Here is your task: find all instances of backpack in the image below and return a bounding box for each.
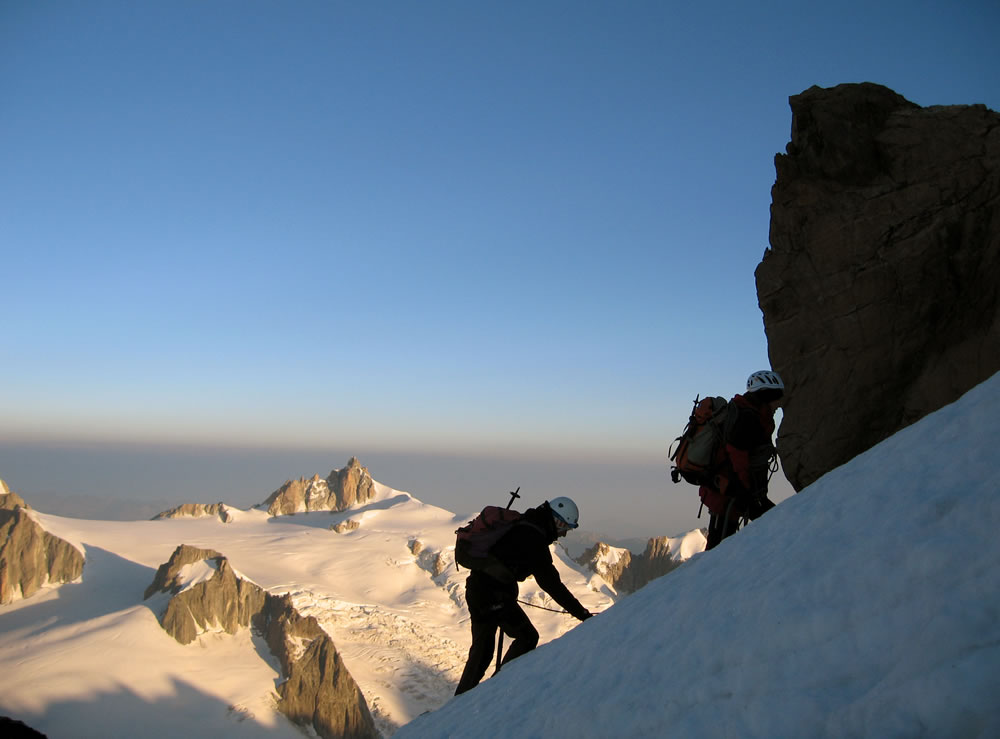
[669,395,737,486]
[454,506,523,582]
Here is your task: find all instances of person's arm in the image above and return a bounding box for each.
[532,559,591,621]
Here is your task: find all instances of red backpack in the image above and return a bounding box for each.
[669,395,737,486]
[454,506,523,572]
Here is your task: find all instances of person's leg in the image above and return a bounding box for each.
[707,499,742,549]
[455,575,505,695]
[497,602,539,665]
[455,614,499,695]
[720,498,742,543]
[706,512,724,550]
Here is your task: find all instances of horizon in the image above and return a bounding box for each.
[1,437,799,541]
[2,1,996,538]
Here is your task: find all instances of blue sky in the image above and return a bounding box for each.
[2,1,998,537]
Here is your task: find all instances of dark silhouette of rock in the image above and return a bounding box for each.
[757,82,1000,490]
[151,502,233,522]
[0,716,48,738]
[262,457,375,516]
[145,545,378,739]
[0,503,84,604]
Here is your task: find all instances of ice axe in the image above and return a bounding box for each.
[505,486,520,510]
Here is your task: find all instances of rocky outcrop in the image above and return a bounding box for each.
[256,593,327,674]
[0,478,30,511]
[0,483,86,603]
[151,502,233,522]
[143,545,265,644]
[145,545,377,739]
[0,716,47,738]
[408,539,449,579]
[262,457,375,516]
[757,82,1000,490]
[576,542,632,589]
[577,531,705,594]
[279,634,377,739]
[0,506,84,604]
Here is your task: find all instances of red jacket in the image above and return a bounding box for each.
[699,393,776,516]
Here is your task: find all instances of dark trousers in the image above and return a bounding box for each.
[705,498,742,550]
[454,575,539,695]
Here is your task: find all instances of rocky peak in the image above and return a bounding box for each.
[151,502,233,522]
[575,542,632,588]
[576,531,704,594]
[143,544,225,600]
[145,546,377,738]
[0,505,84,604]
[261,458,376,516]
[758,82,1000,490]
[0,479,30,511]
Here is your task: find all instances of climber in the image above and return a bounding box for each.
[700,370,784,550]
[453,497,593,695]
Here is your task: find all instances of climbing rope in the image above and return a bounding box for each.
[517,599,568,614]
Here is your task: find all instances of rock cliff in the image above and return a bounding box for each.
[279,634,377,739]
[151,502,233,522]
[143,544,265,643]
[261,457,375,516]
[145,545,377,739]
[757,82,1000,490]
[575,542,632,589]
[0,478,30,511]
[0,502,85,604]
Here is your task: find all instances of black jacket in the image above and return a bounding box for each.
[723,393,777,517]
[474,504,590,621]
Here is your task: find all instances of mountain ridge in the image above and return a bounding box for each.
[0,478,617,736]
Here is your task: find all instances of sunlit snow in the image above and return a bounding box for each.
[3,373,999,737]
[0,483,614,737]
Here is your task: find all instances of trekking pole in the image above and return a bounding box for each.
[494,631,504,675]
[494,486,521,676]
[493,485,521,675]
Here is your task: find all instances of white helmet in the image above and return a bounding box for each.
[548,497,579,529]
[746,370,784,394]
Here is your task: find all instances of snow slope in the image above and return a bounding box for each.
[0,485,614,737]
[399,372,1000,738]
